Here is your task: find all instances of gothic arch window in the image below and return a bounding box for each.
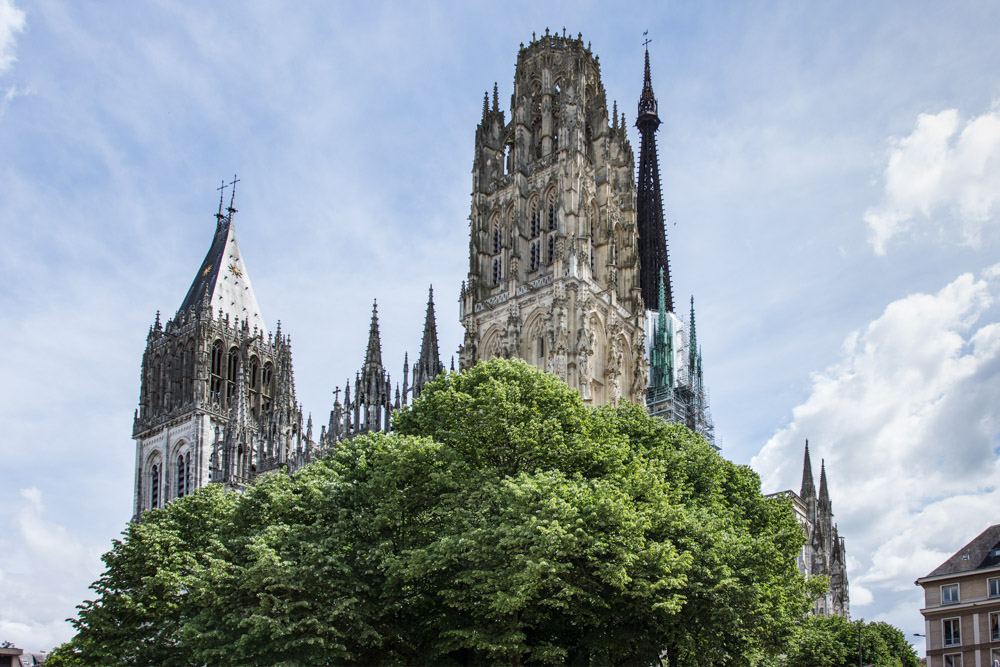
[249,355,260,418]
[149,462,160,510]
[210,340,224,400]
[176,451,190,498]
[493,222,502,254]
[492,257,502,285]
[547,236,555,265]
[226,347,239,404]
[530,199,541,238]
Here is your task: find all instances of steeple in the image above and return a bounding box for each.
[177,178,266,332]
[800,440,816,500]
[635,43,672,312]
[412,285,444,399]
[819,459,830,505]
[364,300,384,372]
[688,296,697,380]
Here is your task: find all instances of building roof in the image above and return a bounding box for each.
[925,524,1000,578]
[177,215,267,334]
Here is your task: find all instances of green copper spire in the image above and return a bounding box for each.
[649,267,673,391]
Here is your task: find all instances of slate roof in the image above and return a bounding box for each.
[177,216,267,334]
[926,524,1000,578]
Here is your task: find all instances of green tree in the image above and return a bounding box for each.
[53,359,821,665]
[785,615,920,667]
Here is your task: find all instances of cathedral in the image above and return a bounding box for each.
[771,442,851,617]
[128,34,857,610]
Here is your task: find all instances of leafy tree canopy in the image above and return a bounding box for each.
[783,615,920,667]
[51,359,843,665]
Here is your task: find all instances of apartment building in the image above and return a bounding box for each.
[916,524,1000,667]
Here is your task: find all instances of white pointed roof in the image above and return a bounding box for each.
[177,216,267,334]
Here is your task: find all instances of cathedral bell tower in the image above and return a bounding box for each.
[459,29,647,405]
[131,181,307,518]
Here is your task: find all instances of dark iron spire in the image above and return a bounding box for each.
[635,43,673,312]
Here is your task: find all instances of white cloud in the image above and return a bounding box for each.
[0,0,25,74]
[0,488,102,651]
[865,105,1000,254]
[753,265,1000,632]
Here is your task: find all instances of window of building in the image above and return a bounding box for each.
[493,224,502,254]
[991,611,1000,641]
[989,577,1000,598]
[226,347,239,403]
[262,362,274,415]
[150,463,160,510]
[942,583,960,604]
[547,236,555,264]
[176,453,186,498]
[943,617,961,647]
[249,355,260,417]
[210,340,224,399]
[530,203,540,237]
[492,257,502,285]
[547,199,556,231]
[944,653,963,667]
[529,241,539,271]
[992,649,1000,667]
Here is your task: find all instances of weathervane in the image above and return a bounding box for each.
[643,30,652,49]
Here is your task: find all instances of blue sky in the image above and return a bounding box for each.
[2,0,1000,653]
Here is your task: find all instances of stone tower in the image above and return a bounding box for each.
[459,29,647,405]
[131,184,309,518]
[798,441,851,617]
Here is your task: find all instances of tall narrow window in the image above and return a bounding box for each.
[176,453,186,498]
[226,347,239,404]
[493,224,502,254]
[492,258,502,285]
[262,362,274,415]
[547,236,555,264]
[530,242,539,271]
[210,341,224,399]
[530,203,540,237]
[150,463,160,509]
[989,577,1000,598]
[991,611,1000,641]
[943,617,961,646]
[249,356,260,418]
[547,200,556,231]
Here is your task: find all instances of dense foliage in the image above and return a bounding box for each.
[784,615,920,667]
[52,359,834,665]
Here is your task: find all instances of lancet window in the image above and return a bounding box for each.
[226,347,239,404]
[149,463,160,510]
[210,340,224,400]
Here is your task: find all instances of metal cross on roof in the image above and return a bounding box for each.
[227,174,240,213]
[643,31,652,48]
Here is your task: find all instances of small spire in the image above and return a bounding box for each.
[492,82,499,112]
[216,179,227,222]
[688,296,697,379]
[450,355,455,372]
[482,91,489,119]
[612,101,618,130]
[153,310,162,331]
[819,459,830,502]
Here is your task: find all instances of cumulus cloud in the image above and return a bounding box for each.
[0,488,102,650]
[865,105,1000,254]
[753,265,1000,633]
[0,0,25,74]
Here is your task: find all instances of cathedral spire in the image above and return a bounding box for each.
[800,440,816,500]
[635,43,672,312]
[649,267,674,392]
[364,300,384,372]
[819,458,830,504]
[413,285,444,398]
[177,180,267,332]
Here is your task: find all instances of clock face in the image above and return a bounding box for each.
[228,262,243,278]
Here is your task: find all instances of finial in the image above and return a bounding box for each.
[154,310,161,330]
[216,180,227,220]
[562,27,566,38]
[612,101,618,130]
[545,27,550,36]
[226,174,240,217]
[492,82,499,112]
[450,355,455,371]
[643,30,652,50]
[482,91,489,119]
[532,31,536,41]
